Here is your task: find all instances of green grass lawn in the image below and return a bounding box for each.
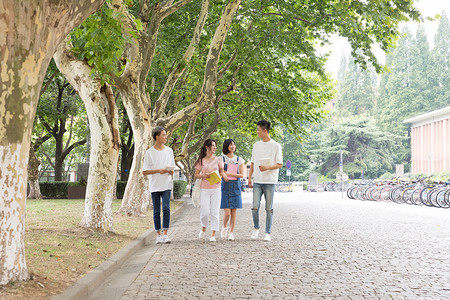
[1,199,183,300]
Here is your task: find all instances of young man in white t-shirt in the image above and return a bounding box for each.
[248,120,283,242]
[142,126,175,244]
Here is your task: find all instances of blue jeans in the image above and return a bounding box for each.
[252,183,275,234]
[151,190,171,232]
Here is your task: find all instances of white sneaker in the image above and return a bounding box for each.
[221,227,228,239]
[227,232,235,241]
[251,228,260,239]
[263,233,271,242]
[162,235,171,244]
[155,235,163,244]
[198,230,205,239]
[209,236,217,242]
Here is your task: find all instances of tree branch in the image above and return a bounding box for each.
[186,103,220,156]
[216,64,241,103]
[160,0,193,19]
[33,134,52,151]
[217,21,252,80]
[61,139,87,161]
[160,0,242,132]
[153,0,210,119]
[262,12,314,26]
[40,68,59,97]
[39,117,57,137]
[175,117,197,161]
[64,115,74,150]
[41,151,56,170]
[218,49,238,80]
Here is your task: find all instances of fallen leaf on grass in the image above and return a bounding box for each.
[37,282,45,288]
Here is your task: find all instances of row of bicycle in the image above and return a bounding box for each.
[346,179,450,208]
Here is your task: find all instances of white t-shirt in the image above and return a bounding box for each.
[142,146,175,193]
[221,155,245,166]
[250,139,282,184]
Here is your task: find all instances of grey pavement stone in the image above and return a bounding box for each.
[92,192,450,299]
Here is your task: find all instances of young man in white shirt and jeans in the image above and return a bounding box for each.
[248,120,283,242]
[143,126,175,244]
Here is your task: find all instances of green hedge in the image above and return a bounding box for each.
[39,182,68,199]
[39,180,188,199]
[173,180,187,199]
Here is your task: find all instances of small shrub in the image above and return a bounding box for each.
[173,180,187,199]
[379,172,394,180]
[68,177,87,187]
[39,182,68,198]
[302,182,308,190]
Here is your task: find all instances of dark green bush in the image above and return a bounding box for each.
[38,180,186,199]
[302,182,308,191]
[116,181,127,199]
[173,180,187,199]
[39,181,68,198]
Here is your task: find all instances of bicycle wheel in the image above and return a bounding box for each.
[436,189,449,208]
[402,188,415,205]
[363,187,374,200]
[411,188,423,206]
[355,187,364,200]
[380,186,393,202]
[369,187,382,201]
[420,187,433,206]
[347,186,356,199]
[444,189,450,207]
[390,186,404,204]
[428,188,441,207]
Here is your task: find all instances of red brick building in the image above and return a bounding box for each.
[404,106,450,174]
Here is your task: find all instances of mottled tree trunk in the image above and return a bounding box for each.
[27,147,42,199]
[54,38,120,233]
[0,0,104,286]
[117,90,153,216]
[112,0,210,215]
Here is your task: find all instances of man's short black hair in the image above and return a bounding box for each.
[152,126,166,140]
[257,120,271,132]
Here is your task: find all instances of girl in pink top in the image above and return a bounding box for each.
[194,139,228,242]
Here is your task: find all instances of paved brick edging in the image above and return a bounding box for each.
[53,197,189,300]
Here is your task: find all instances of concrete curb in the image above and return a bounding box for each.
[53,197,189,300]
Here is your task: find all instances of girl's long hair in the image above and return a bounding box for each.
[195,139,216,166]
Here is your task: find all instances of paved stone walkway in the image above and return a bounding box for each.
[94,191,450,299]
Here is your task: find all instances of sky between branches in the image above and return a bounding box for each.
[323,0,450,79]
